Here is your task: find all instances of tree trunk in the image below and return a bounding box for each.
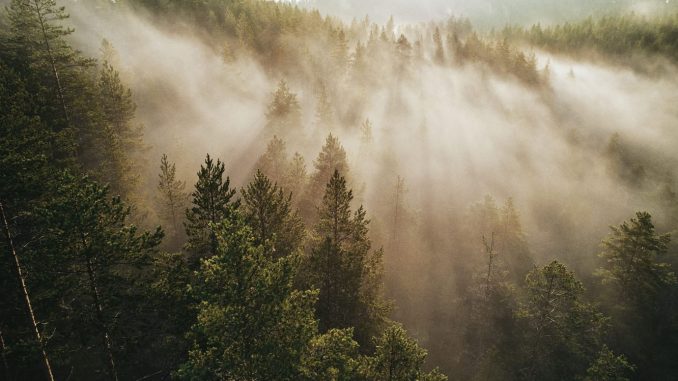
[84,254,119,381]
[0,327,11,381]
[0,201,55,381]
[32,0,70,125]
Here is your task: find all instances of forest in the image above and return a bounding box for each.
[1,0,678,380]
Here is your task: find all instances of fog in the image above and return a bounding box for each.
[60,0,678,373]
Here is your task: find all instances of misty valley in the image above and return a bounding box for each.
[2,0,678,380]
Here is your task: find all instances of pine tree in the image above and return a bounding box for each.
[284,152,308,205]
[176,218,317,381]
[304,170,389,347]
[3,0,92,161]
[95,61,144,199]
[598,211,674,304]
[36,172,162,380]
[242,170,305,258]
[5,0,72,129]
[597,212,676,379]
[584,346,634,381]
[185,154,239,261]
[266,79,302,132]
[157,154,188,240]
[518,261,605,380]
[362,324,447,381]
[300,328,361,381]
[306,134,349,208]
[1,201,55,381]
[253,135,289,185]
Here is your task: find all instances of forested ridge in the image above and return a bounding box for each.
[1,0,678,380]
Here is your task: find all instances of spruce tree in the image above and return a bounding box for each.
[266,79,301,132]
[185,154,239,261]
[284,152,308,205]
[304,134,349,216]
[157,154,189,244]
[242,170,305,258]
[304,170,388,348]
[253,135,289,185]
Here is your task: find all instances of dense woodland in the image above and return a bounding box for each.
[1,0,678,380]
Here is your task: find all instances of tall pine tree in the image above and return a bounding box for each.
[185,154,239,262]
[304,170,389,348]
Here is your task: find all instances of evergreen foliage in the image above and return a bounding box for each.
[185,154,239,261]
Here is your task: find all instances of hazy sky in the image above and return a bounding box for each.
[302,0,676,26]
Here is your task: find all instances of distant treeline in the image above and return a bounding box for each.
[500,12,678,62]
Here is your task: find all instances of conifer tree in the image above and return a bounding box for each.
[306,134,349,207]
[157,154,188,240]
[242,170,305,258]
[253,135,289,185]
[597,212,676,379]
[266,79,302,132]
[305,170,389,347]
[598,211,674,303]
[185,154,239,261]
[5,0,72,128]
[518,261,606,380]
[284,152,308,204]
[1,201,55,381]
[36,172,162,380]
[300,328,361,381]
[95,61,144,199]
[177,218,317,381]
[362,324,447,381]
[3,0,92,161]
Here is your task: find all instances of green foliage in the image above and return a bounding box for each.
[2,0,91,163]
[597,212,677,379]
[502,13,678,66]
[362,324,447,381]
[304,170,389,347]
[157,153,189,244]
[517,261,606,381]
[242,170,305,258]
[177,218,318,381]
[598,211,674,303]
[584,346,634,381]
[266,79,302,132]
[304,134,350,215]
[185,154,239,261]
[34,171,163,379]
[452,32,540,85]
[300,328,361,381]
[95,61,144,199]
